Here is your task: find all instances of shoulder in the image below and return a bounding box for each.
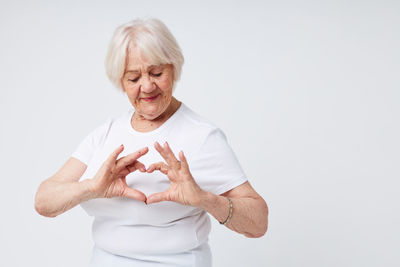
[175,103,228,150]
[82,109,129,146]
[178,103,222,134]
[100,108,134,131]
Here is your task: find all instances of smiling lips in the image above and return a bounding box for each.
[141,94,160,102]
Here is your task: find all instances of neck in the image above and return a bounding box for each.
[131,97,181,132]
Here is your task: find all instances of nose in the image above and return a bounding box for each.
[140,76,156,94]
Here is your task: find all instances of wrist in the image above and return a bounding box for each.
[196,191,233,225]
[80,179,99,201]
[196,190,218,211]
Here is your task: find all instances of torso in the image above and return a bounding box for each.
[73,102,247,263]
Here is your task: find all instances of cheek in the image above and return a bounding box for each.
[125,85,140,99]
[158,77,173,94]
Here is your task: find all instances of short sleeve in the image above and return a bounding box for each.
[70,118,112,165]
[189,128,248,195]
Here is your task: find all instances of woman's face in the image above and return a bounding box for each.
[121,45,174,120]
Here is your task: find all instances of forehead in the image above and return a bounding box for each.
[126,45,160,71]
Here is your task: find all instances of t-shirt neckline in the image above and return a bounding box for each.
[126,103,185,136]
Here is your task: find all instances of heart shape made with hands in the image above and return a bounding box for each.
[104,141,203,207]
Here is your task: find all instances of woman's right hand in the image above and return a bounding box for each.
[89,144,149,202]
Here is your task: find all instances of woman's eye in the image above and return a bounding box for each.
[151,72,162,77]
[129,78,139,83]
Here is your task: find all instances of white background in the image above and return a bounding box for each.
[1,0,399,266]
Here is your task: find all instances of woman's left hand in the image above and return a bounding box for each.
[146,141,205,206]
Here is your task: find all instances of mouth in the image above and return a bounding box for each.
[141,94,160,102]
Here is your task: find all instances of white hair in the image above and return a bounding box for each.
[105,18,184,91]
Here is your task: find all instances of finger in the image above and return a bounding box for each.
[122,187,147,202]
[154,141,180,169]
[147,162,169,175]
[116,147,148,169]
[126,161,146,173]
[116,147,149,172]
[120,161,146,177]
[164,142,181,168]
[178,150,189,170]
[146,191,169,205]
[106,144,125,166]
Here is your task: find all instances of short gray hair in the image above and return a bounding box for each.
[105,18,184,90]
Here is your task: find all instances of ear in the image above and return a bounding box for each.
[170,64,175,81]
[169,65,176,91]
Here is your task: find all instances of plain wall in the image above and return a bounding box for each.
[1,0,399,266]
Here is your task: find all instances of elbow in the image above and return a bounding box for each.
[255,223,269,238]
[258,200,269,237]
[34,199,56,218]
[35,203,58,218]
[245,199,269,238]
[245,232,265,238]
[244,223,268,238]
[34,191,58,218]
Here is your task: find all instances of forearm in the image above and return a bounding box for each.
[35,179,95,217]
[198,191,268,238]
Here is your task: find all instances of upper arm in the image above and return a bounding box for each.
[46,118,111,184]
[49,157,88,183]
[221,181,262,200]
[189,127,248,195]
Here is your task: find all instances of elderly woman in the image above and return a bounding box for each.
[35,18,268,266]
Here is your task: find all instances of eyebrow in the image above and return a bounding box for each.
[126,65,162,73]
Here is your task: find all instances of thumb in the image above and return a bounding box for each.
[146,191,169,205]
[122,187,147,202]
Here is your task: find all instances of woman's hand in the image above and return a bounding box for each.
[146,141,205,206]
[89,144,148,202]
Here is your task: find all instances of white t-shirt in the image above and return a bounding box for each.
[71,103,247,264]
